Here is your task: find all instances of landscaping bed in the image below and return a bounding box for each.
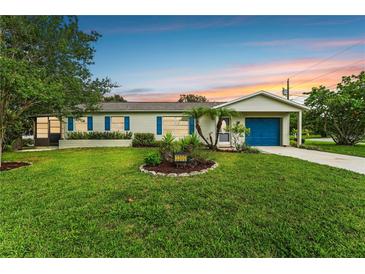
[0,161,31,171]
[143,160,216,175]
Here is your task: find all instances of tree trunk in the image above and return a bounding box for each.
[209,133,214,149]
[195,122,211,148]
[214,118,223,148]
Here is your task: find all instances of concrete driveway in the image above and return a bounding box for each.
[257,146,365,175]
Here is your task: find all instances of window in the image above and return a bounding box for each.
[49,117,60,134]
[156,116,162,135]
[111,116,124,131]
[162,116,189,138]
[67,117,74,131]
[219,118,230,143]
[37,117,49,138]
[87,116,93,131]
[75,117,87,132]
[105,116,111,131]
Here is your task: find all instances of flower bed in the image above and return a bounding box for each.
[140,161,218,177]
[140,132,218,176]
[0,161,31,172]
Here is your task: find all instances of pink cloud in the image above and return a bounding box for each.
[118,56,365,102]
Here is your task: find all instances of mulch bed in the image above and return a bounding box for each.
[0,162,31,172]
[144,160,215,174]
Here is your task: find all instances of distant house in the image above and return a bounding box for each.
[33,91,308,148]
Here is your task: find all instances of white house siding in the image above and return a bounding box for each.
[62,112,192,141]
[61,112,290,146]
[221,94,301,112]
[197,114,217,143]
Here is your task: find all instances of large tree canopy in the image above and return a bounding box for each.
[178,94,208,103]
[103,94,127,102]
[0,16,116,167]
[305,71,365,145]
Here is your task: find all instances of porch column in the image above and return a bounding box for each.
[297,111,302,147]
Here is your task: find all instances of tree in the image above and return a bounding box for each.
[103,94,127,102]
[210,108,238,148]
[184,107,211,147]
[184,107,237,150]
[305,71,365,145]
[289,112,327,137]
[0,16,116,168]
[178,94,208,103]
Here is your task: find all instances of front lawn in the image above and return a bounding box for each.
[1,148,365,257]
[304,140,365,158]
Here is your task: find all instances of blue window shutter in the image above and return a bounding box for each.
[105,116,111,131]
[67,117,74,131]
[87,116,93,131]
[189,117,195,135]
[124,116,130,131]
[156,116,162,135]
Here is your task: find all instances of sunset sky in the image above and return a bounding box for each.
[79,16,365,102]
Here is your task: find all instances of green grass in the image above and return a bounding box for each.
[304,140,365,158]
[1,148,365,257]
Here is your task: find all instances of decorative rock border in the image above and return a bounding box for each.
[139,161,218,177]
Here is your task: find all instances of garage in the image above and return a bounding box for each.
[245,118,281,146]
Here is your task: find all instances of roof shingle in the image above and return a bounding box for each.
[96,102,224,112]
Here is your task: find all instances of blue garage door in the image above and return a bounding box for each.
[245,118,281,146]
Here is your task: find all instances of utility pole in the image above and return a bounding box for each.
[282,78,290,100]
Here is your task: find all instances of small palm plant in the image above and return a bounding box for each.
[159,132,176,163]
[184,107,211,148]
[178,133,201,154]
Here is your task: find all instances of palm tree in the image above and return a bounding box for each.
[184,107,212,148]
[185,107,237,150]
[212,108,238,148]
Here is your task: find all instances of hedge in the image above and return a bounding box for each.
[132,133,157,147]
[66,131,132,140]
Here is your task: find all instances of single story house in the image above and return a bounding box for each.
[33,91,308,148]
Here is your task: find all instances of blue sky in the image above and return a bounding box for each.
[78,16,365,101]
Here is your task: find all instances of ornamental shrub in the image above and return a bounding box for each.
[144,152,161,166]
[66,131,132,140]
[132,133,156,147]
[159,132,177,163]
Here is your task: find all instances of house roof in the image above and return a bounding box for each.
[95,102,223,112]
[33,91,308,117]
[213,90,309,110]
